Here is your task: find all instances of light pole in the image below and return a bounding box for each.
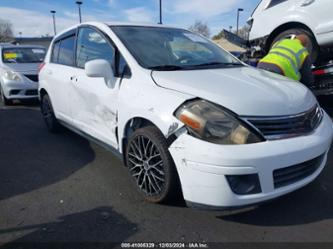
[236,8,244,36]
[76,1,83,23]
[50,10,56,36]
[158,0,162,24]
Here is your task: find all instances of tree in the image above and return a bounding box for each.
[188,20,211,38]
[212,30,226,40]
[0,19,14,42]
[212,25,250,41]
[237,25,250,40]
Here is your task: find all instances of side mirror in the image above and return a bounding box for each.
[85,59,116,88]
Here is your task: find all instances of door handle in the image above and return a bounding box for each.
[70,76,78,83]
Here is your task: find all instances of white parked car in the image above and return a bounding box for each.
[0,44,46,105]
[248,0,333,63]
[39,22,333,209]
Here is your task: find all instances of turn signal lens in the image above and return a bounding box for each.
[179,114,202,130]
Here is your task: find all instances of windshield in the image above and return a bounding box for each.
[2,47,46,63]
[111,26,242,71]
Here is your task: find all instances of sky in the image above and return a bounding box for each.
[0,0,261,38]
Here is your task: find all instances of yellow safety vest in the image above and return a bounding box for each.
[260,39,309,81]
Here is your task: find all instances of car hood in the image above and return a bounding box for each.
[151,66,317,116]
[3,63,40,74]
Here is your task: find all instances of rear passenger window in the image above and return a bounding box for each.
[58,35,75,66]
[76,27,115,68]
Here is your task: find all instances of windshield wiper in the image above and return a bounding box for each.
[148,65,185,71]
[192,62,243,67]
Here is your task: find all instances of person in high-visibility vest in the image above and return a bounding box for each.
[257,34,314,86]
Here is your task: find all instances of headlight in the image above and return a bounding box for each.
[4,71,21,81]
[175,99,264,144]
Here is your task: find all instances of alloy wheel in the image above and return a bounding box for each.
[127,135,166,196]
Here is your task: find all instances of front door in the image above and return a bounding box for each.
[70,27,120,149]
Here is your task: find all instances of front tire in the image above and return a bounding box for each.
[41,94,61,132]
[0,86,12,106]
[125,126,181,203]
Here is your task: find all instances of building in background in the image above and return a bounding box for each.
[10,37,53,49]
[212,29,247,52]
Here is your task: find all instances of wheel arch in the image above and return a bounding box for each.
[39,88,48,99]
[266,22,317,52]
[120,117,164,165]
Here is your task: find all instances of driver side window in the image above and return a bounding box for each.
[76,27,115,69]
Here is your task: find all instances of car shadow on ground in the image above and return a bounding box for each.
[217,146,333,226]
[0,106,95,201]
[1,99,40,108]
[0,207,137,248]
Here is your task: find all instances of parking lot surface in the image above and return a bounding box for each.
[0,100,333,246]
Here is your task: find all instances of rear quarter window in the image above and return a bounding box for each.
[51,41,60,63]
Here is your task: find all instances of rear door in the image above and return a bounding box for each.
[45,31,76,122]
[69,26,123,149]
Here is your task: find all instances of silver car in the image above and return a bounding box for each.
[0,44,46,105]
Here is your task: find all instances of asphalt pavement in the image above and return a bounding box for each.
[0,99,333,248]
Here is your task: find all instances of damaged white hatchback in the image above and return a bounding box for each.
[39,22,333,209]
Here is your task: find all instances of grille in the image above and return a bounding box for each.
[273,154,325,189]
[25,90,38,96]
[245,105,323,140]
[24,74,38,82]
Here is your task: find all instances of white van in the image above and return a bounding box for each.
[248,0,333,63]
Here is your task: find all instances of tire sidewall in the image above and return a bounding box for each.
[0,85,11,105]
[41,94,59,132]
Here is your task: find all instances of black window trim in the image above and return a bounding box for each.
[265,0,288,10]
[50,40,60,64]
[50,28,77,67]
[75,24,131,78]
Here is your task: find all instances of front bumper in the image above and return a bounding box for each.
[169,112,333,209]
[1,79,39,99]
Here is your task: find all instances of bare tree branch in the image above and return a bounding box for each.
[0,19,14,42]
[188,20,211,38]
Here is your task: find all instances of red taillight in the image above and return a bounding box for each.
[38,62,46,73]
[313,69,326,76]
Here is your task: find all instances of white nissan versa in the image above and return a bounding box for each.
[39,22,333,209]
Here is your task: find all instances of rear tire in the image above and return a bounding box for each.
[0,86,12,106]
[125,126,181,203]
[271,28,319,63]
[41,94,61,133]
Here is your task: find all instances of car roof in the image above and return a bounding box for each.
[53,21,186,40]
[105,21,182,29]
